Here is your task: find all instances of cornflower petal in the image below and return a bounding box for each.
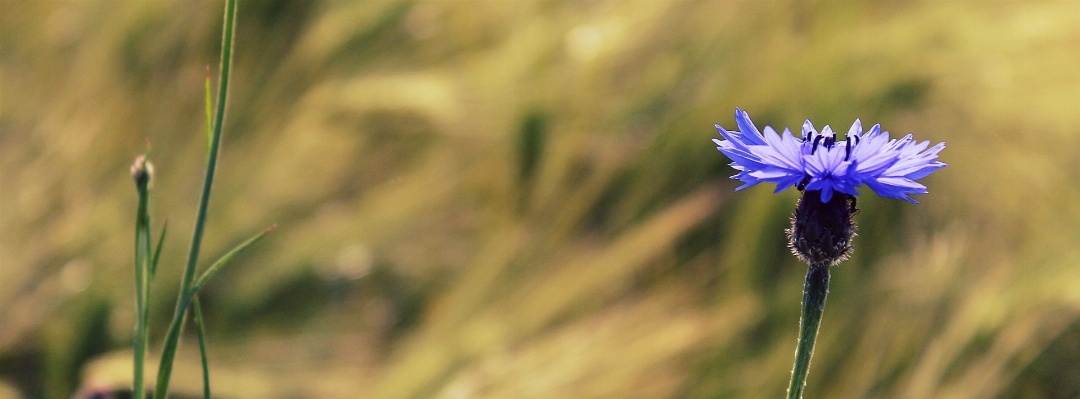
[753,126,804,172]
[713,109,944,203]
[735,108,767,146]
[847,125,896,177]
[855,134,946,202]
[804,145,856,202]
[802,120,817,140]
[847,119,862,138]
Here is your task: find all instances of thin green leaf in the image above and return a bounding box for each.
[152,225,270,399]
[191,225,274,295]
[150,218,169,279]
[193,296,212,399]
[204,68,213,161]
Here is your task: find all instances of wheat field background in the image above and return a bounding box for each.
[3,1,1080,398]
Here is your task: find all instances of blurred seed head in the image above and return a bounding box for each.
[566,25,603,62]
[60,259,92,294]
[334,244,374,280]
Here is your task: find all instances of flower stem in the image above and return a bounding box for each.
[133,170,151,399]
[786,263,830,399]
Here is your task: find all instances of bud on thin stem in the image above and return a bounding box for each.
[130,155,154,189]
[131,154,154,399]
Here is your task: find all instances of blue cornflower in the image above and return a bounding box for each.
[713,109,947,399]
[713,108,946,203]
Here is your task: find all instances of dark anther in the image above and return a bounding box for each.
[796,175,811,191]
[844,136,853,161]
[811,136,823,154]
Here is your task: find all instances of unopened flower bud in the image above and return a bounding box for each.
[787,190,856,267]
[130,155,154,188]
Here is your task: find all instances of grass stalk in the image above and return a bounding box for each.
[152,0,237,397]
[193,296,211,399]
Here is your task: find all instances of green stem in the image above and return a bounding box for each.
[786,264,830,399]
[153,0,237,398]
[193,296,212,399]
[133,181,151,399]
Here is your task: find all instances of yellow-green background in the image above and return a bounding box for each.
[3,1,1080,398]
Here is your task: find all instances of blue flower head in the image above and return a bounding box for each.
[713,108,946,203]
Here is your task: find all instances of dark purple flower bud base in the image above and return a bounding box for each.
[788,190,856,268]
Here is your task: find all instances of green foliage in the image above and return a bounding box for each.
[149,1,273,398]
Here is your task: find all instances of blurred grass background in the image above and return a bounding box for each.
[4,0,1080,398]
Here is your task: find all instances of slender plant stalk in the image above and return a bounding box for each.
[133,164,152,399]
[153,0,237,397]
[193,296,212,399]
[204,67,214,160]
[192,66,215,399]
[786,264,831,399]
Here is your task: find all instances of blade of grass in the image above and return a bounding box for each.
[152,224,269,399]
[153,0,237,397]
[191,225,274,295]
[150,218,169,279]
[193,295,211,399]
[132,157,152,399]
[204,67,213,161]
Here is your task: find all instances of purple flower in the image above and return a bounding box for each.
[713,108,945,203]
